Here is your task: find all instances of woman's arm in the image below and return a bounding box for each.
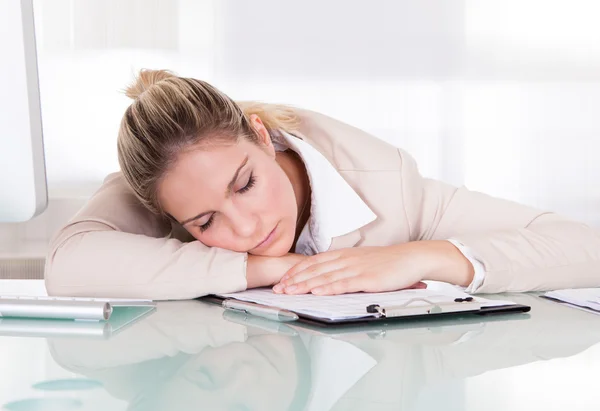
[440,210,600,293]
[45,174,247,300]
[399,148,600,293]
[275,146,600,295]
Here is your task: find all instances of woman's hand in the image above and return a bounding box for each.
[246,253,308,289]
[272,241,475,295]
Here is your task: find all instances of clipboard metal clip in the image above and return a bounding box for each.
[366,297,482,318]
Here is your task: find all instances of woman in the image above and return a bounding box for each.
[45,70,600,299]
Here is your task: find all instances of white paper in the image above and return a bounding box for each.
[544,288,600,314]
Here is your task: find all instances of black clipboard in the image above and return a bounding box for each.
[201,294,531,328]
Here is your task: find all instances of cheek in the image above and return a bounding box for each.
[193,227,235,250]
[262,170,295,216]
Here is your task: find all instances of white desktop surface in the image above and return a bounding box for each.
[1,280,600,411]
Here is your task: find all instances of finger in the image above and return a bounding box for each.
[283,268,357,295]
[310,276,369,296]
[281,251,341,281]
[274,259,321,293]
[273,259,333,294]
[280,259,347,289]
[312,279,427,296]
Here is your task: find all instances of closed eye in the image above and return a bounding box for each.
[237,173,256,194]
[199,215,214,232]
[198,173,257,232]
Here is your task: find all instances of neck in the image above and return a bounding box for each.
[276,150,311,246]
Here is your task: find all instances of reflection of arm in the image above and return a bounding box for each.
[422,294,600,380]
[48,301,247,372]
[48,302,248,404]
[351,294,600,385]
[333,295,600,410]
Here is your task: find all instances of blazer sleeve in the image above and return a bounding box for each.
[44,173,247,300]
[399,148,600,293]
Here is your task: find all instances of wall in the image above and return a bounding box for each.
[2,0,600,271]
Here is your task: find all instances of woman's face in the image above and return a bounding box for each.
[158,116,299,256]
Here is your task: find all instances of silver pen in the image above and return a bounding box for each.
[222,299,299,322]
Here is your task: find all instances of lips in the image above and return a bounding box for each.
[254,225,277,250]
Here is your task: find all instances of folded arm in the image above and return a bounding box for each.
[45,174,247,300]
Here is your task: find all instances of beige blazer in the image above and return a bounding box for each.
[45,107,600,299]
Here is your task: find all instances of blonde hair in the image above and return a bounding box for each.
[117,69,300,216]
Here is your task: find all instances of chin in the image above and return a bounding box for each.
[268,247,290,257]
[251,245,289,257]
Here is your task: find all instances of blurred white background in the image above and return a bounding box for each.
[2,0,600,262]
[2,2,600,407]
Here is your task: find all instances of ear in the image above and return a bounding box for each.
[249,114,276,157]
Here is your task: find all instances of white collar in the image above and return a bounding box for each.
[274,130,377,254]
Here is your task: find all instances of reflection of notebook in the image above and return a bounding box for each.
[0,295,156,321]
[207,287,530,326]
[0,280,156,339]
[0,306,155,339]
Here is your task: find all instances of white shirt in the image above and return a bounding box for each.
[274,130,485,293]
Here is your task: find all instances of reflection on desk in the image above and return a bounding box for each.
[36,293,600,411]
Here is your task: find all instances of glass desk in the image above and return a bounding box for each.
[1,280,600,411]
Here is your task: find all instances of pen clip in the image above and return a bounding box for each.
[222,299,299,323]
[222,300,250,315]
[224,305,249,315]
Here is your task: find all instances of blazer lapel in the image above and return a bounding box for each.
[281,124,375,253]
[327,229,362,251]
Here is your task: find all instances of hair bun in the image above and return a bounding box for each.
[124,69,176,100]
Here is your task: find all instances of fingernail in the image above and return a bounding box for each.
[273,284,283,293]
[285,285,297,293]
[311,287,324,295]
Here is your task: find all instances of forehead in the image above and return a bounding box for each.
[157,140,260,215]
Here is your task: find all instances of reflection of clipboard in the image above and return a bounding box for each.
[290,307,531,338]
[203,288,531,327]
[217,299,530,344]
[0,306,156,339]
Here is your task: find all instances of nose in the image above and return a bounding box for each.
[229,209,258,238]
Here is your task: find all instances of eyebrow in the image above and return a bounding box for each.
[179,155,249,226]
